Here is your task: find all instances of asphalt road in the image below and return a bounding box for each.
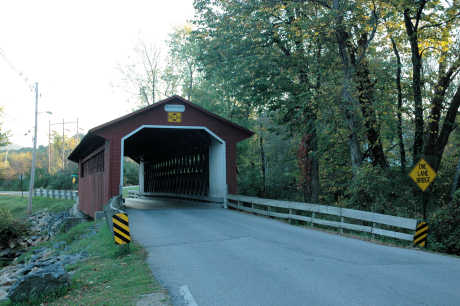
[126,198,460,306]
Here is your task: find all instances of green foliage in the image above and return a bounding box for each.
[0,129,80,192]
[0,208,29,251]
[1,220,163,305]
[428,190,460,255]
[0,106,9,148]
[340,165,419,218]
[123,157,139,186]
[47,222,163,306]
[0,166,78,191]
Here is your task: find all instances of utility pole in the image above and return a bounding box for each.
[49,119,79,170]
[48,120,51,173]
[62,118,65,169]
[27,82,38,215]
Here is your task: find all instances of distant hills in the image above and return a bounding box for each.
[0,144,25,151]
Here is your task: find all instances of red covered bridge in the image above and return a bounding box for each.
[68,95,253,218]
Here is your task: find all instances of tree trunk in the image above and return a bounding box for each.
[354,56,387,168]
[258,124,266,197]
[310,130,320,203]
[430,84,460,171]
[188,63,193,101]
[341,71,363,174]
[451,156,460,199]
[334,1,363,174]
[391,37,406,172]
[298,133,312,202]
[424,56,460,171]
[404,9,424,163]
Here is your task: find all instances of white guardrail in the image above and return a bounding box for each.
[227,194,418,242]
[34,188,78,200]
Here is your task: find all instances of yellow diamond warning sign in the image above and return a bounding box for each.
[409,158,436,192]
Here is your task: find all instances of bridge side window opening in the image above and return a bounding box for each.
[81,151,104,177]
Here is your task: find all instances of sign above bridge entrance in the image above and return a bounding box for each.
[409,158,436,191]
[168,112,182,123]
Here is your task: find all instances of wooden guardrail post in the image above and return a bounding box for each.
[340,207,344,234]
[371,222,376,240]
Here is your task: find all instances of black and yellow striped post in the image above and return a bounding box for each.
[112,212,131,245]
[413,221,428,248]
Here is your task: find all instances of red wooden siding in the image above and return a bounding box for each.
[71,96,253,218]
[77,145,106,216]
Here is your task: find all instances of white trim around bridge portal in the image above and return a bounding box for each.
[120,125,227,201]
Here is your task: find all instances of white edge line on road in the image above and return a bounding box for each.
[179,285,198,306]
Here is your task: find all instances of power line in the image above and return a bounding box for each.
[0,48,34,91]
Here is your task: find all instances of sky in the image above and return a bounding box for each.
[0,0,195,147]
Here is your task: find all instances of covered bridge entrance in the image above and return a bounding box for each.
[68,95,253,218]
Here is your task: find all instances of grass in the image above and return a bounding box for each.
[0,195,74,219]
[47,223,166,306]
[0,195,167,306]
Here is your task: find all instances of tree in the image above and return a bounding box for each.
[165,25,200,100]
[118,41,163,107]
[49,131,79,172]
[193,0,329,201]
[399,0,460,170]
[0,106,9,148]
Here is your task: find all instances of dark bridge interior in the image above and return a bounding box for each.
[124,128,212,196]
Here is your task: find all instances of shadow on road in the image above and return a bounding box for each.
[124,197,218,211]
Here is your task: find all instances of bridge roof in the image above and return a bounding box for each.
[89,95,253,135]
[68,95,253,162]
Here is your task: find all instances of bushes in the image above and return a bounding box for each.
[428,190,460,255]
[123,158,139,186]
[0,167,78,191]
[0,208,29,249]
[340,165,420,218]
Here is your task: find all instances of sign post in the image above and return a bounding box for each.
[409,158,436,247]
[18,174,24,198]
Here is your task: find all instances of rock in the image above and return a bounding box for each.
[59,217,86,233]
[0,249,17,258]
[0,248,20,265]
[7,263,69,303]
[0,272,14,286]
[70,203,86,218]
[136,291,171,306]
[33,248,45,255]
[0,286,8,301]
[53,241,66,250]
